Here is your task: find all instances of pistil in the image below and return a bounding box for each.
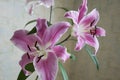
[90,26,97,37]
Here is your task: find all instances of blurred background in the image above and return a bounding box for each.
[0,0,120,80]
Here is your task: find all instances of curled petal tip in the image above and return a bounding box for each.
[53,45,70,62]
[96,27,106,37]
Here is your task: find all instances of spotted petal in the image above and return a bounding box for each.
[33,52,58,80]
[53,45,70,62]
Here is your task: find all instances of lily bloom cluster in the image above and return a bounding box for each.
[10,0,106,80]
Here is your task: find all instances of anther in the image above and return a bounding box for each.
[35,41,40,50]
[90,26,97,37]
[27,45,31,51]
[37,55,44,63]
[90,20,95,27]
[27,52,30,59]
[35,41,37,47]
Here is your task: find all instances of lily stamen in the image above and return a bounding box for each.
[37,55,44,63]
[27,45,31,51]
[27,52,30,59]
[90,26,97,37]
[35,41,40,50]
[90,20,95,27]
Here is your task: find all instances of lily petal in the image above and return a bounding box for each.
[26,0,54,15]
[85,34,99,55]
[53,45,70,62]
[96,27,106,36]
[40,0,54,8]
[10,30,37,52]
[42,22,70,47]
[33,52,58,80]
[26,0,40,15]
[28,3,34,15]
[75,36,85,51]
[36,18,48,39]
[19,53,34,76]
[64,11,79,24]
[80,9,99,27]
[78,0,88,22]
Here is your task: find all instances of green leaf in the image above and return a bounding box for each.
[17,63,35,80]
[17,70,28,80]
[25,63,35,72]
[85,45,99,70]
[25,19,37,27]
[59,62,69,80]
[27,27,37,35]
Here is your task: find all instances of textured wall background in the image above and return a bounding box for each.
[0,0,120,80]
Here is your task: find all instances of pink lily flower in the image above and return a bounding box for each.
[64,0,106,55]
[11,18,70,80]
[26,0,54,15]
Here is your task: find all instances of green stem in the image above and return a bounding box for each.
[49,6,53,23]
[84,45,99,70]
[56,34,71,45]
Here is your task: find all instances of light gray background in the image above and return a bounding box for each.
[0,0,120,80]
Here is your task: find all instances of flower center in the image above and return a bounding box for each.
[78,25,85,35]
[34,41,53,62]
[89,26,97,37]
[37,48,48,59]
[72,24,86,37]
[76,24,97,37]
[27,41,53,62]
[34,42,47,59]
